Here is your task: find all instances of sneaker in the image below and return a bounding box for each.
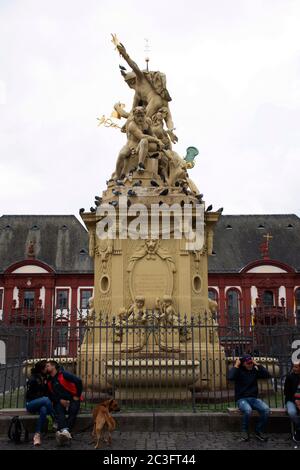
[293,430,300,443]
[240,432,250,442]
[60,429,72,445]
[254,432,268,442]
[33,433,41,446]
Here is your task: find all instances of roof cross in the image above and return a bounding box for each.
[260,233,273,259]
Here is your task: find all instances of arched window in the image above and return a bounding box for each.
[295,288,300,325]
[263,290,274,307]
[226,289,240,327]
[208,288,219,303]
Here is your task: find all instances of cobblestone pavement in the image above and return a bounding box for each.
[0,432,299,450]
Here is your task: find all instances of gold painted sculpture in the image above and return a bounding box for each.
[111,34,176,141]
[113,106,163,179]
[79,35,226,397]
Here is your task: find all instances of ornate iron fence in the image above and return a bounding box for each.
[0,310,299,411]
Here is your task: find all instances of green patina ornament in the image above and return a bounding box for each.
[184,146,199,168]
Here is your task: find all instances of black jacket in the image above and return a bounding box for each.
[228,365,271,401]
[26,373,48,402]
[284,373,300,404]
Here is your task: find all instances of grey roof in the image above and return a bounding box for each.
[0,215,93,273]
[209,214,300,273]
[1,214,300,275]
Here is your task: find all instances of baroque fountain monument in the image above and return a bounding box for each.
[79,35,226,399]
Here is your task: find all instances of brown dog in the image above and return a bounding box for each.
[92,399,120,449]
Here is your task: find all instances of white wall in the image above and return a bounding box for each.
[278,286,286,304]
[251,286,258,309]
[13,286,19,308]
[12,265,49,274]
[247,265,287,273]
[40,286,46,307]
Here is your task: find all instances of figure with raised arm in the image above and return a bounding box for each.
[111,34,177,144]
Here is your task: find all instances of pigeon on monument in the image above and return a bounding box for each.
[112,189,122,196]
[159,188,169,196]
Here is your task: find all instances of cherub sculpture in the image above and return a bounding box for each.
[157,296,191,342]
[114,296,147,343]
[156,295,179,327]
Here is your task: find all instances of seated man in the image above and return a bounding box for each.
[228,355,271,442]
[46,361,82,446]
[284,361,300,443]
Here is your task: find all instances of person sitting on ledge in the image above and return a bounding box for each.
[228,355,271,442]
[46,360,82,446]
[26,360,55,446]
[284,361,300,443]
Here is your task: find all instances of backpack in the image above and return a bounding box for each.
[8,416,29,444]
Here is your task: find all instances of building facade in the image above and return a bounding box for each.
[1,213,300,342]
[0,215,93,356]
[208,214,300,328]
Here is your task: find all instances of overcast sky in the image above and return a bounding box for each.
[0,0,300,217]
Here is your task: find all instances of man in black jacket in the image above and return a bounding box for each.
[46,361,83,446]
[284,361,300,442]
[228,354,271,442]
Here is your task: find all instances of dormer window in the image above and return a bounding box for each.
[257,224,265,229]
[226,224,232,230]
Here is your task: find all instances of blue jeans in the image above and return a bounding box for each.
[54,400,80,432]
[26,397,55,434]
[286,401,300,431]
[237,397,270,433]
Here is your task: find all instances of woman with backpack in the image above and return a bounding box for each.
[26,360,55,446]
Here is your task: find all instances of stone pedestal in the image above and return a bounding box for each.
[79,166,227,398]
